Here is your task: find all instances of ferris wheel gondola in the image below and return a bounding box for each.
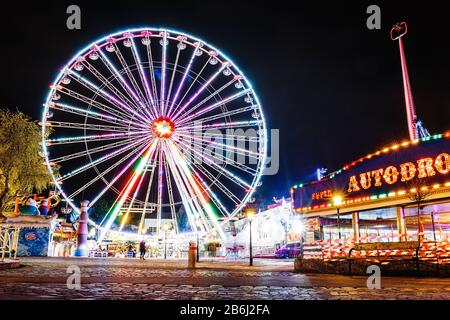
[41,28,267,241]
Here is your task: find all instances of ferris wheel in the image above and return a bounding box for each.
[41,28,266,241]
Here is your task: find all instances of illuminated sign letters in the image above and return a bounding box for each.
[348,153,449,193]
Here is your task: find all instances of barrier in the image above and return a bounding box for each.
[0,226,20,261]
[300,237,450,265]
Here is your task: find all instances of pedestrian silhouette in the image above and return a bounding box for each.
[139,240,146,260]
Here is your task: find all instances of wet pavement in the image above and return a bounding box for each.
[0,257,449,300]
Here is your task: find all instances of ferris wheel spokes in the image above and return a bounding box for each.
[180,104,258,126]
[156,141,164,236]
[66,69,151,125]
[167,57,211,119]
[56,135,151,183]
[164,39,182,115]
[172,77,238,124]
[166,140,226,238]
[166,43,200,118]
[163,140,211,233]
[129,37,158,118]
[187,159,241,207]
[118,153,150,233]
[50,137,140,164]
[68,143,145,200]
[172,136,254,190]
[80,59,148,118]
[111,40,156,121]
[142,35,160,107]
[160,31,168,117]
[112,40,149,104]
[174,136,251,190]
[162,141,178,234]
[54,85,143,124]
[96,48,151,122]
[98,140,159,242]
[47,131,151,146]
[138,149,157,235]
[171,62,227,121]
[162,142,199,233]
[48,102,149,132]
[88,138,155,208]
[179,120,262,132]
[174,133,258,176]
[43,28,266,239]
[176,89,252,126]
[170,139,233,217]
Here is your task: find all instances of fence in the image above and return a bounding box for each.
[301,236,450,263]
[0,226,20,262]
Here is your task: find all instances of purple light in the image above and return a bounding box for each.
[166,48,197,118]
[171,63,227,121]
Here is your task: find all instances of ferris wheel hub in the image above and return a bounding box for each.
[42,27,266,240]
[152,116,175,138]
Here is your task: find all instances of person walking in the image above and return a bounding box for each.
[139,240,146,260]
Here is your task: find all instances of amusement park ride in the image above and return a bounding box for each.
[39,28,267,243]
[315,22,429,183]
[391,21,430,141]
[32,22,430,247]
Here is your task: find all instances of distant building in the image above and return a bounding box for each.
[144,218,174,235]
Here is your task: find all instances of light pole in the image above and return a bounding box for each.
[333,195,343,240]
[245,209,255,266]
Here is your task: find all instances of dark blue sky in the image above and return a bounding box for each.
[1,0,449,201]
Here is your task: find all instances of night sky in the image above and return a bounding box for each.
[1,1,449,201]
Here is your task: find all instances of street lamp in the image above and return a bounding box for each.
[333,195,343,240]
[245,209,255,266]
[162,223,171,259]
[196,218,202,262]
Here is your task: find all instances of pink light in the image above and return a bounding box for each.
[171,63,227,121]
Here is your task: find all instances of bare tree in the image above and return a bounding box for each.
[406,177,434,246]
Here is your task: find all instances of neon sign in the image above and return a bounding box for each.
[292,136,450,211]
[312,189,332,200]
[348,153,449,193]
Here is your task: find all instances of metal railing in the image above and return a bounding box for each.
[0,226,20,262]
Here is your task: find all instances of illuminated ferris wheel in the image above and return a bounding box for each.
[41,28,266,240]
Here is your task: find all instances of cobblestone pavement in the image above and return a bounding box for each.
[1,257,449,300]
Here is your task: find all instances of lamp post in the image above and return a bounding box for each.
[196,218,202,262]
[333,195,343,240]
[245,209,255,266]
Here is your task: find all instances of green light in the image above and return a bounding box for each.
[370,195,378,200]
[206,202,219,218]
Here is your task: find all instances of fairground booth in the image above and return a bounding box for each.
[291,132,450,264]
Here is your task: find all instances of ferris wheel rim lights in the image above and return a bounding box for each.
[41,27,268,239]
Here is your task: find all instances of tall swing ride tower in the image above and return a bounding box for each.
[391,21,430,141]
